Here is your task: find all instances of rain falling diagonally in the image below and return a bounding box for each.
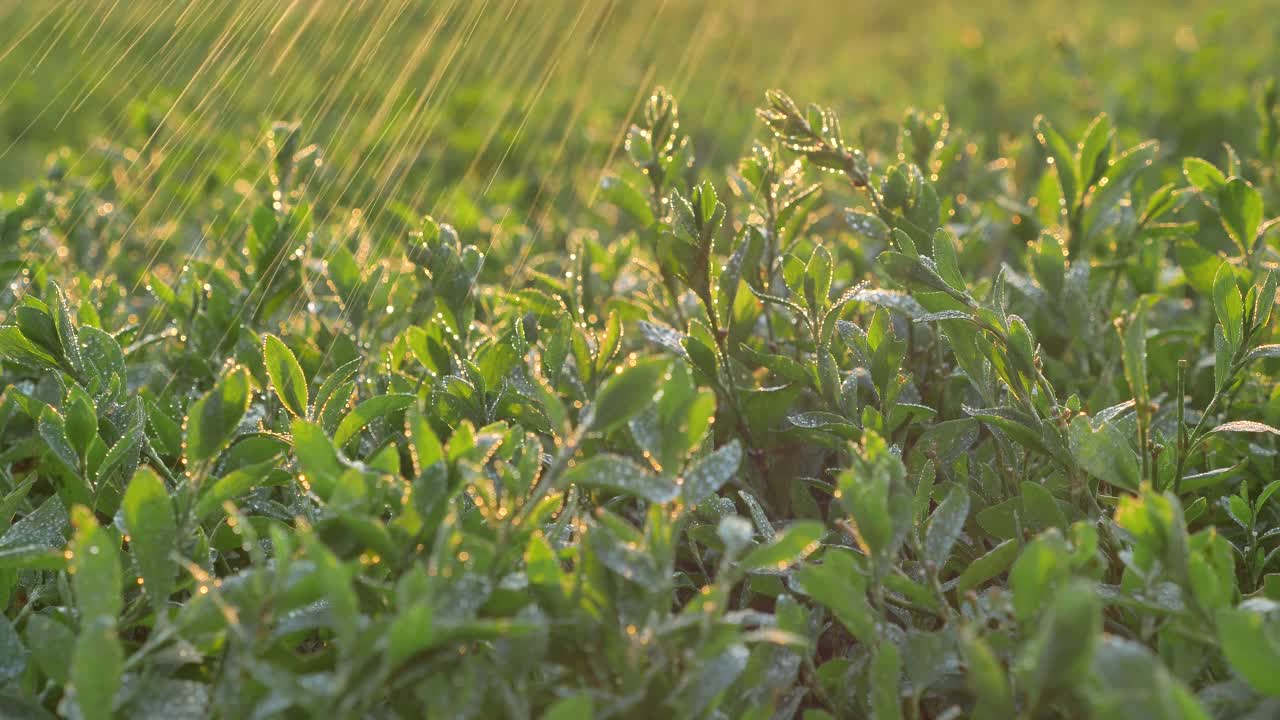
[0,0,811,368]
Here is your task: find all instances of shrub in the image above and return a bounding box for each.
[0,84,1278,719]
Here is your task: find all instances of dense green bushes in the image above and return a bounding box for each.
[2,44,1280,720]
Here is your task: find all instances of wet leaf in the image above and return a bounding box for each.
[1212,420,1280,437]
[333,393,415,446]
[924,483,969,568]
[1219,178,1263,253]
[588,357,670,433]
[562,454,678,503]
[263,334,309,418]
[740,520,824,571]
[123,467,177,610]
[681,440,742,506]
[1070,415,1140,492]
[1217,601,1280,696]
[186,367,251,462]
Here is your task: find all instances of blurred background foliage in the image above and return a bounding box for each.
[0,0,1277,230]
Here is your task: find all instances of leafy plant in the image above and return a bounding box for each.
[0,44,1279,720]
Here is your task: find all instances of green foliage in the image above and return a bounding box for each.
[0,16,1279,718]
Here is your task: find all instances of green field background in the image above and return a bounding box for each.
[1,0,1277,223]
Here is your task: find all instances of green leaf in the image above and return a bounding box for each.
[1214,325,1231,391]
[1021,481,1067,531]
[561,454,678,503]
[313,358,361,421]
[740,520,824,571]
[1219,178,1263,253]
[1016,578,1101,701]
[1179,464,1245,493]
[878,251,965,299]
[15,302,58,356]
[681,440,742,506]
[117,677,211,720]
[0,545,68,570]
[716,226,759,323]
[186,366,251,462]
[912,418,979,468]
[123,467,177,611]
[305,535,358,649]
[594,311,624,376]
[845,209,890,241]
[195,459,284,521]
[408,407,445,470]
[1115,490,1192,590]
[1034,115,1079,212]
[682,335,719,383]
[796,549,875,642]
[39,405,81,471]
[924,483,969,568]
[0,495,68,553]
[94,397,146,490]
[386,605,435,671]
[716,515,754,557]
[50,282,82,374]
[587,357,670,434]
[1255,271,1277,331]
[871,641,904,720]
[1086,140,1159,240]
[1118,309,1148,409]
[65,387,98,459]
[1256,480,1280,510]
[883,167,911,210]
[839,433,911,560]
[262,334,309,418]
[967,407,1048,455]
[1010,531,1069,623]
[601,176,655,227]
[961,628,1015,719]
[333,393,416,447]
[1246,344,1280,363]
[144,397,182,459]
[1031,233,1067,298]
[0,615,27,684]
[1217,601,1280,696]
[540,694,594,720]
[71,622,122,720]
[901,629,951,693]
[291,419,342,498]
[25,614,74,684]
[0,476,35,529]
[930,228,966,292]
[687,643,749,716]
[0,326,59,371]
[1069,415,1140,492]
[1077,113,1113,188]
[1182,157,1225,194]
[806,244,834,306]
[78,326,125,393]
[1211,420,1280,437]
[71,505,122,624]
[1213,262,1244,350]
[1175,239,1222,296]
[1223,495,1252,530]
[908,462,936,530]
[1090,638,1209,720]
